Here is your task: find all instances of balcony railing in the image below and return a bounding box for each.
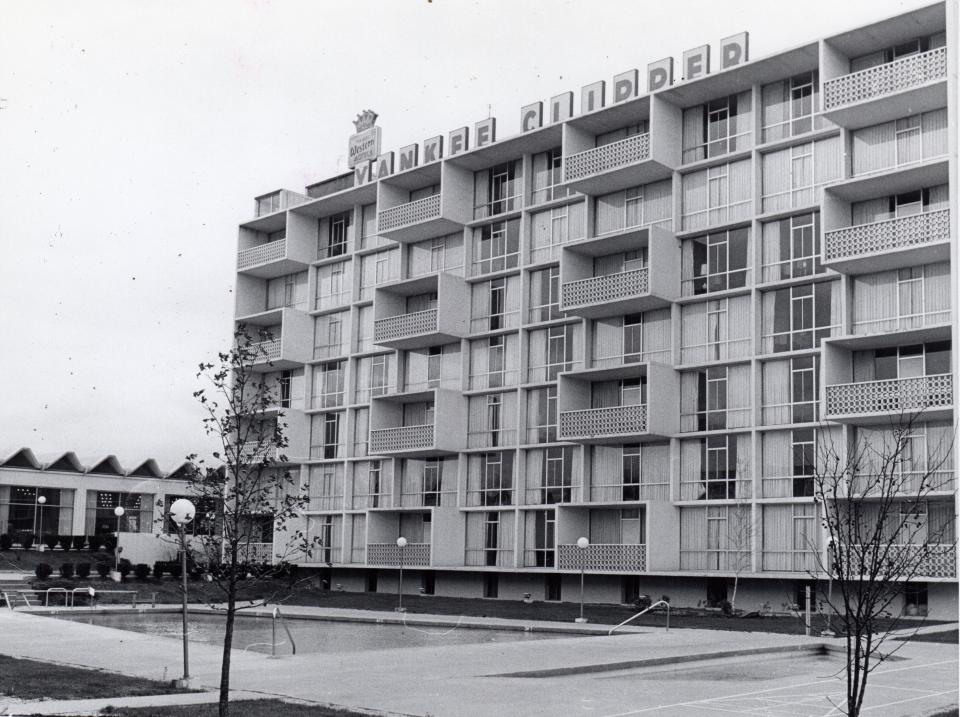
[824,210,950,263]
[250,338,281,363]
[238,239,286,269]
[238,443,279,463]
[841,544,956,579]
[378,194,442,233]
[559,404,647,439]
[825,374,953,417]
[237,542,274,564]
[374,309,438,343]
[562,268,649,309]
[369,424,435,453]
[557,543,646,571]
[823,48,948,110]
[367,542,431,567]
[564,133,651,182]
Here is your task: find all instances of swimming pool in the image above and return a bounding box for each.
[50,611,562,655]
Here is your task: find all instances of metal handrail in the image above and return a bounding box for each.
[272,607,297,656]
[608,600,670,635]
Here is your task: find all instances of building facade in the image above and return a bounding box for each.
[234,3,958,616]
[0,448,196,564]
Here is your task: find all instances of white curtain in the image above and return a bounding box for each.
[853,121,896,175]
[761,431,792,498]
[762,360,791,425]
[922,109,948,160]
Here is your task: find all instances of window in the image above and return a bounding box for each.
[265,272,307,311]
[531,147,569,205]
[851,263,950,334]
[527,510,556,567]
[682,228,750,296]
[761,137,842,213]
[761,213,822,283]
[622,444,641,501]
[472,219,520,275]
[595,180,672,235]
[529,203,586,263]
[762,357,820,426]
[680,296,752,364]
[368,460,383,508]
[526,386,558,443]
[761,72,822,143]
[623,314,643,362]
[320,211,351,259]
[471,276,519,332]
[527,324,578,382]
[278,370,291,408]
[255,192,281,216]
[528,266,561,323]
[474,159,522,219]
[468,452,514,507]
[310,412,342,459]
[761,504,817,572]
[87,492,152,535]
[423,459,442,507]
[488,335,505,388]
[315,262,350,311]
[703,436,737,499]
[682,92,752,163]
[762,281,837,353]
[591,443,670,502]
[307,466,344,511]
[1,487,73,537]
[470,334,518,389]
[792,429,815,497]
[314,312,347,360]
[468,392,516,449]
[859,341,952,382]
[851,109,948,177]
[313,361,345,409]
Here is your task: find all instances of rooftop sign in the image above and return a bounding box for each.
[351,32,748,185]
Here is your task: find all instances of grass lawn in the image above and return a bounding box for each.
[98,701,371,717]
[0,655,194,700]
[895,628,958,643]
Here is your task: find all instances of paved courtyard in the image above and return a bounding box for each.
[0,605,956,716]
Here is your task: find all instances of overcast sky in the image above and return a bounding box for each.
[0,0,931,468]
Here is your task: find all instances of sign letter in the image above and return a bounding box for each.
[647,58,674,92]
[720,32,749,69]
[683,45,710,81]
[398,144,419,172]
[449,126,469,156]
[613,70,638,103]
[550,92,573,124]
[475,118,496,148]
[581,81,605,114]
[423,135,443,163]
[521,102,543,133]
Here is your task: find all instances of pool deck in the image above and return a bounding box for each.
[1,604,956,716]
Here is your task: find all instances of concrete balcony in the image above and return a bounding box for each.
[366,542,431,567]
[824,374,953,424]
[823,48,948,129]
[373,273,469,350]
[563,134,675,196]
[557,543,646,571]
[236,238,312,279]
[241,308,313,371]
[557,362,677,444]
[823,209,950,274]
[236,542,274,563]
[369,388,467,457]
[376,192,470,244]
[559,226,679,319]
[841,544,956,580]
[369,424,436,455]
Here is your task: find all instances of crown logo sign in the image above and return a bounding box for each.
[353,110,378,133]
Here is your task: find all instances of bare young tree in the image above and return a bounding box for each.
[812,412,955,717]
[187,324,317,717]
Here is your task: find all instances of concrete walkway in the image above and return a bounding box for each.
[0,606,956,716]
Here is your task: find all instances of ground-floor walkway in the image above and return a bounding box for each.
[0,604,956,716]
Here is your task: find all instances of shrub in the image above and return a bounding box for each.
[72,535,87,551]
[134,563,151,580]
[87,535,102,551]
[153,561,166,579]
[59,563,75,579]
[95,562,111,579]
[58,535,73,552]
[117,558,132,579]
[169,561,183,579]
[101,535,117,552]
[43,534,59,551]
[34,563,53,579]
[0,533,12,551]
[19,533,34,551]
[76,562,91,579]
[721,600,733,616]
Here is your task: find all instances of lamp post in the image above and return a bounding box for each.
[575,536,589,624]
[821,537,836,637]
[113,506,125,572]
[169,498,196,686]
[36,496,47,552]
[396,536,407,612]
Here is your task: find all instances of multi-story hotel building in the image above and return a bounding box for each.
[233,3,958,616]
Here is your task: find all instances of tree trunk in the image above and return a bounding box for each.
[219,581,237,717]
